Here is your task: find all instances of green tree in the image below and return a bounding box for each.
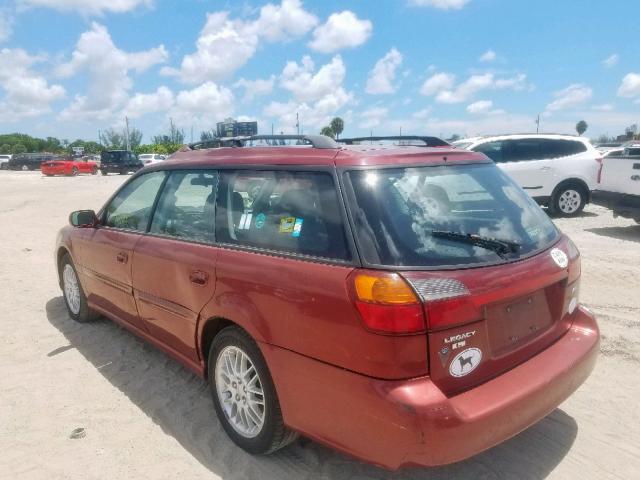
[0,144,10,154]
[320,126,335,138]
[100,128,125,149]
[129,128,143,149]
[12,143,27,154]
[330,117,344,139]
[576,120,588,136]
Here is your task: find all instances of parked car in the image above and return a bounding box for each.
[592,144,640,223]
[41,157,99,176]
[100,150,143,175]
[595,142,623,155]
[8,152,57,171]
[0,154,11,170]
[454,134,601,216]
[139,153,167,166]
[56,134,598,469]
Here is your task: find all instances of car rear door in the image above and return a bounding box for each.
[76,171,167,332]
[131,170,218,364]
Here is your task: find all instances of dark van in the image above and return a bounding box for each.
[100,150,143,175]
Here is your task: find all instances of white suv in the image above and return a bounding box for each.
[0,154,11,170]
[453,134,601,216]
[139,153,167,166]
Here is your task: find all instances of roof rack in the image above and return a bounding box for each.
[243,134,339,149]
[337,136,450,147]
[186,134,339,150]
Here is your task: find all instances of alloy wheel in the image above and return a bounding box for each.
[558,189,581,214]
[214,346,266,438]
[63,264,81,315]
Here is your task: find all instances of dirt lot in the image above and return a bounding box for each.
[1,170,639,480]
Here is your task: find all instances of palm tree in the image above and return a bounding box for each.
[320,126,335,138]
[330,117,344,139]
[576,120,588,136]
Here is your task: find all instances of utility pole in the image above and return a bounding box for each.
[98,129,101,147]
[190,126,194,143]
[399,126,402,137]
[535,114,540,133]
[296,112,300,135]
[125,116,131,151]
[271,123,274,135]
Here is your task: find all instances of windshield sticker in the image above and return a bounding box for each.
[255,213,266,229]
[292,218,303,237]
[279,217,296,233]
[238,213,252,230]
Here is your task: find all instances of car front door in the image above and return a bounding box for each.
[131,170,219,365]
[496,139,553,198]
[75,171,167,332]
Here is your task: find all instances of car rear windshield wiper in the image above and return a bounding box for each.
[431,230,521,259]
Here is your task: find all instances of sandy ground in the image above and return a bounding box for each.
[1,170,639,480]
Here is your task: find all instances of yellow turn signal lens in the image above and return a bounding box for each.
[354,273,419,305]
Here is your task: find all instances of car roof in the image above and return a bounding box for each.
[163,144,488,169]
[467,133,591,144]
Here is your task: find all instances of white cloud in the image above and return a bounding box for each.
[309,11,372,53]
[603,54,619,68]
[357,106,388,129]
[58,22,167,121]
[420,72,456,96]
[412,107,432,120]
[264,56,352,132]
[617,73,640,98]
[234,76,275,102]
[280,55,347,102]
[422,72,530,103]
[365,48,403,95]
[479,49,496,62]
[545,83,592,112]
[0,48,65,119]
[408,0,470,10]
[592,103,613,111]
[466,100,493,114]
[18,0,153,15]
[164,1,317,85]
[172,81,235,128]
[0,9,13,42]
[124,86,174,119]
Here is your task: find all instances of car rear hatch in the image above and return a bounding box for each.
[343,161,582,395]
[402,236,579,395]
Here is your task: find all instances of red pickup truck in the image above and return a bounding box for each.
[41,158,99,176]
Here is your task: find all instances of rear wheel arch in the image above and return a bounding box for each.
[200,317,237,372]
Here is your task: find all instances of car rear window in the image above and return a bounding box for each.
[101,151,124,163]
[345,163,559,268]
[215,170,351,261]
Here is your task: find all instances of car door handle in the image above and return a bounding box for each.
[540,166,551,171]
[116,252,128,264]
[189,270,209,286]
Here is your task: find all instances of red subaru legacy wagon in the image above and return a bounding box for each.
[55,135,599,469]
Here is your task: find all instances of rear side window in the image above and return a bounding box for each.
[101,151,123,163]
[150,171,217,243]
[216,170,351,261]
[104,171,166,231]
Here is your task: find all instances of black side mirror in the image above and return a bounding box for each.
[69,210,98,228]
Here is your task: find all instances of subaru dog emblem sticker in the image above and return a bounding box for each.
[550,248,568,268]
[449,348,482,378]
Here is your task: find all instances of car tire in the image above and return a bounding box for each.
[550,183,587,217]
[101,169,107,176]
[92,166,98,175]
[72,167,79,176]
[21,165,28,171]
[60,254,99,323]
[208,326,298,455]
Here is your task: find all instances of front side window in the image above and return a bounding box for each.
[104,171,167,231]
[216,170,351,261]
[345,163,558,268]
[473,141,504,162]
[150,170,217,243]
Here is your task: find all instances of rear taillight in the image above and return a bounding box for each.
[349,271,425,334]
[596,156,604,183]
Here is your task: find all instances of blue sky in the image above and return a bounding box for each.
[0,0,639,143]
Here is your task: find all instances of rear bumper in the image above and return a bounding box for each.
[262,307,599,469]
[41,166,66,175]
